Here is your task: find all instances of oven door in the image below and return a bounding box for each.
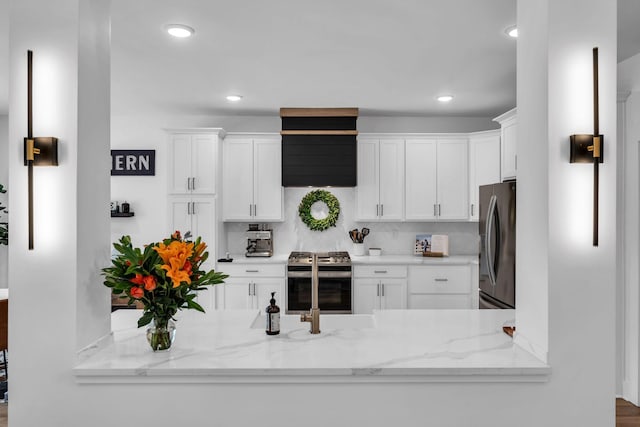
[287,270,352,314]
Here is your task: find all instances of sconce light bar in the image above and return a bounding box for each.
[569,47,601,247]
[24,50,59,250]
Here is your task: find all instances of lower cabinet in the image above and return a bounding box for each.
[407,265,474,309]
[216,263,285,310]
[353,265,407,314]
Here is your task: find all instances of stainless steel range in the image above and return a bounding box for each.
[286,251,352,314]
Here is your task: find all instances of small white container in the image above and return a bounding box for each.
[368,247,382,256]
[352,243,365,256]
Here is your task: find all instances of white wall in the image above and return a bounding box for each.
[0,115,7,288]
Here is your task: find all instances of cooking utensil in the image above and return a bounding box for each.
[362,228,370,238]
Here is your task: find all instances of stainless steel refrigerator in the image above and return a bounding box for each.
[479,181,516,309]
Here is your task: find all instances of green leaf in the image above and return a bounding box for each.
[137,312,154,328]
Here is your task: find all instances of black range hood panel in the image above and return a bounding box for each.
[281,108,358,187]
[282,134,356,187]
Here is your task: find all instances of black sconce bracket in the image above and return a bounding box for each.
[569,134,603,164]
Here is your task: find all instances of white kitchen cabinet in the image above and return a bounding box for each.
[168,196,217,310]
[405,137,469,221]
[468,130,501,221]
[356,138,404,221]
[222,136,283,222]
[407,265,474,309]
[353,265,407,314]
[493,108,517,182]
[218,263,285,310]
[167,130,224,195]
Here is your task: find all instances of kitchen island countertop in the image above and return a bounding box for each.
[74,308,549,384]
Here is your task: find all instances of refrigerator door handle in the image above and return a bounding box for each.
[485,194,498,287]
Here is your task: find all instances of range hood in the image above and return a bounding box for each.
[281,108,358,187]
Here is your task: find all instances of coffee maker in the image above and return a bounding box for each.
[245,224,273,257]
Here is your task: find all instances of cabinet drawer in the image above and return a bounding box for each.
[408,294,471,309]
[353,265,407,278]
[222,263,285,278]
[408,265,471,294]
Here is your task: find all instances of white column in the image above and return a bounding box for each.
[8,0,110,424]
[516,0,617,424]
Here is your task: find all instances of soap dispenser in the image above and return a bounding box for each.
[266,292,280,335]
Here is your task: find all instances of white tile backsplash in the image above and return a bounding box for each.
[224,188,480,257]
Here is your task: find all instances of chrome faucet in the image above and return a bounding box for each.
[300,253,321,334]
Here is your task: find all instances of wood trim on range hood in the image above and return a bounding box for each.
[280,107,359,117]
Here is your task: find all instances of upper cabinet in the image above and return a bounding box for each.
[167,129,225,195]
[356,138,405,221]
[493,108,517,182]
[468,130,501,221]
[405,137,469,221]
[222,135,283,222]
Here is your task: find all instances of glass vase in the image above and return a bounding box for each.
[146,318,176,351]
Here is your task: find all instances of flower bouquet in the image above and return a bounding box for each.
[102,231,228,351]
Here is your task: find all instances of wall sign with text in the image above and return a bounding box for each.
[111,150,155,176]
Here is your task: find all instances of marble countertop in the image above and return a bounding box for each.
[221,254,478,265]
[351,254,478,265]
[74,309,549,383]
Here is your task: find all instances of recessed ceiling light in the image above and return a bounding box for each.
[436,95,454,103]
[505,25,518,38]
[226,95,243,102]
[165,24,195,38]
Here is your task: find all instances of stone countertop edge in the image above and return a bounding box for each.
[73,309,550,384]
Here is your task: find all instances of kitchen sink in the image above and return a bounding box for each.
[250,313,375,331]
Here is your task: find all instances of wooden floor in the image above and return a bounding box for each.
[0,399,636,425]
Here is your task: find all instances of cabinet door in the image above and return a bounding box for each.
[405,139,438,220]
[168,134,193,194]
[380,279,406,310]
[191,197,216,271]
[222,139,254,221]
[353,278,381,314]
[191,134,217,195]
[469,133,501,221]
[168,197,192,237]
[356,139,379,221]
[222,281,253,309]
[253,139,283,221]
[378,139,405,221]
[437,139,469,220]
[501,118,517,181]
[254,278,284,310]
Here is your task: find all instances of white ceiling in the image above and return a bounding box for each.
[0,1,639,117]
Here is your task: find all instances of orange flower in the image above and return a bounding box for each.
[193,242,207,262]
[154,241,194,266]
[130,273,145,285]
[143,275,156,291]
[162,257,192,288]
[130,286,144,299]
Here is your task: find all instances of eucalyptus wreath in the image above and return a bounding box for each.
[298,190,340,231]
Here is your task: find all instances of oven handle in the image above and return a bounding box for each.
[287,271,352,279]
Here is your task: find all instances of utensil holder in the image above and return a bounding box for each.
[352,243,365,256]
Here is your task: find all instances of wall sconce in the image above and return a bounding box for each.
[569,47,602,247]
[23,50,58,250]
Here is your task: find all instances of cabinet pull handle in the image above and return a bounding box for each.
[245,269,259,273]
[434,278,449,282]
[249,204,252,216]
[253,283,256,296]
[471,204,474,216]
[374,270,387,274]
[248,283,252,296]
[187,178,191,190]
[187,202,191,215]
[381,283,385,296]
[192,177,195,190]
[376,204,379,217]
[191,202,196,215]
[254,204,257,217]
[434,204,437,216]
[380,204,384,217]
[377,283,380,297]
[438,204,441,216]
